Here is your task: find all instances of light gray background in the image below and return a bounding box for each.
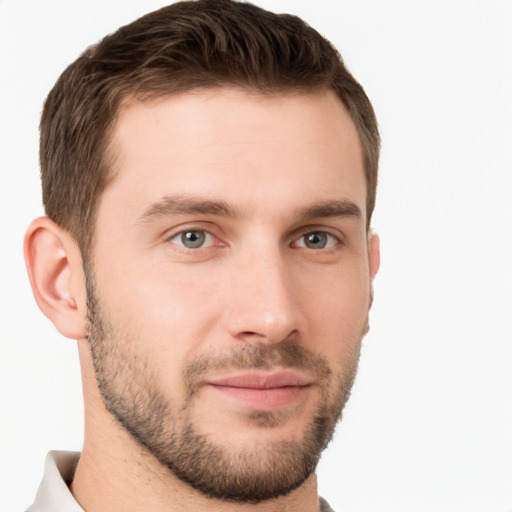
[1,1,511,511]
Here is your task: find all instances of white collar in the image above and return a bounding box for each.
[28,451,83,512]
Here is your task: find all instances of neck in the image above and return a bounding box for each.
[72,341,321,512]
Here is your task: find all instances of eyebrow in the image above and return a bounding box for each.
[297,200,362,222]
[137,195,362,224]
[137,195,238,223]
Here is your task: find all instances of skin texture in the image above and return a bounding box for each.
[25,88,379,512]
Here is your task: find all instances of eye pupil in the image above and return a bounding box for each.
[181,230,206,248]
[305,232,328,249]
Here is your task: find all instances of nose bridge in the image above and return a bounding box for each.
[225,240,304,344]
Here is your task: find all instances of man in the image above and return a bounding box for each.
[23,0,380,510]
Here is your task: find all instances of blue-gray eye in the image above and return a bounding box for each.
[295,232,337,249]
[170,230,213,248]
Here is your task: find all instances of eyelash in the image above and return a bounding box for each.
[166,228,219,250]
[291,230,340,250]
[165,227,342,251]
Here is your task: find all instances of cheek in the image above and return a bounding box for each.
[97,260,226,367]
[297,263,370,353]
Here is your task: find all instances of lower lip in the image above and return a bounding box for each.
[206,384,310,411]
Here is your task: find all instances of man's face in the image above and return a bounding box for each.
[86,88,376,502]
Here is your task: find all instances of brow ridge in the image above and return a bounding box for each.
[137,195,362,224]
[298,200,362,222]
[138,195,238,223]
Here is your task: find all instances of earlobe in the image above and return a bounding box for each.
[24,216,87,340]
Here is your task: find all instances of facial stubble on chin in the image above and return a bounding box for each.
[85,270,364,503]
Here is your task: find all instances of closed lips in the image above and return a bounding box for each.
[206,371,313,389]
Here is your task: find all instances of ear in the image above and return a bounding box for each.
[368,230,380,280]
[24,216,87,340]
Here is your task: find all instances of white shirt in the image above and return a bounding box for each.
[27,451,83,512]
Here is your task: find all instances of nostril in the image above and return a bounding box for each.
[240,331,264,338]
[237,328,300,345]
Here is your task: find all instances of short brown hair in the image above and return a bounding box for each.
[40,0,380,257]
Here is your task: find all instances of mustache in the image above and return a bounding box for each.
[182,341,332,401]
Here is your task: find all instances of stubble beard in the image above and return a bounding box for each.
[85,271,364,503]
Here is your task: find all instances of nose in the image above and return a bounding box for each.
[224,246,306,345]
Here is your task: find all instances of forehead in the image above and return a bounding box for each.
[101,88,365,225]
